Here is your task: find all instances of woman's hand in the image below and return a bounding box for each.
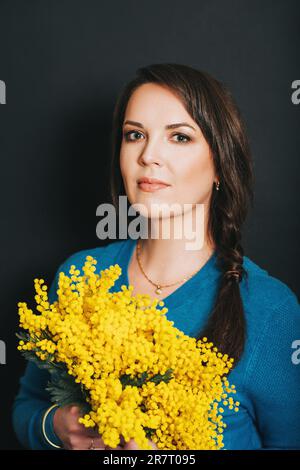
[53,405,158,451]
[53,404,106,450]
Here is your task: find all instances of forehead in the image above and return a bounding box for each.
[124,83,195,125]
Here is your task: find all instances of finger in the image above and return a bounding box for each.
[92,436,106,448]
[70,405,81,416]
[123,438,140,450]
[148,439,158,450]
[122,438,158,450]
[84,436,106,450]
[77,423,101,437]
[68,407,98,436]
[69,405,86,426]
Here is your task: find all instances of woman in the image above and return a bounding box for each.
[13,63,300,450]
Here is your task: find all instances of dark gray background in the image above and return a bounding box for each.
[0,0,299,449]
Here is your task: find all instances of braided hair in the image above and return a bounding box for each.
[110,63,254,365]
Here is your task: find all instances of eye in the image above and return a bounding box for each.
[123,130,144,142]
[123,130,192,144]
[172,133,191,144]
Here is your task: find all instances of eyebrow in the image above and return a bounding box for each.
[123,120,196,132]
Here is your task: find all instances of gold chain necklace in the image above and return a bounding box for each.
[136,238,207,295]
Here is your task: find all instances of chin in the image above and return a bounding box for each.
[132,200,181,219]
[130,201,152,218]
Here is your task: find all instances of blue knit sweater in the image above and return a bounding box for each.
[12,238,300,449]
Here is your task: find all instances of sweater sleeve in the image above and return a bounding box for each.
[12,246,111,449]
[245,291,300,449]
[12,263,63,449]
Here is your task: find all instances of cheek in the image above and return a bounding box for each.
[175,147,215,200]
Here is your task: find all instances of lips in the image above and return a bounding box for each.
[137,177,171,192]
[137,177,170,186]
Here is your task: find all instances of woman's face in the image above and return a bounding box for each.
[120,83,216,220]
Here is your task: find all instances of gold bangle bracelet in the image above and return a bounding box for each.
[41,404,62,449]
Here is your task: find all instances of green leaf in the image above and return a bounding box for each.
[16,331,31,342]
[120,371,149,388]
[46,369,91,414]
[149,368,174,385]
[143,426,156,439]
[119,368,174,389]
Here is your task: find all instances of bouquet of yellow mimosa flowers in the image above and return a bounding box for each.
[17,255,239,450]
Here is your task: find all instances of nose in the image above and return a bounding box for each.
[138,139,164,167]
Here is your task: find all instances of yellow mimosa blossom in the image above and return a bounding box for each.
[17,255,239,450]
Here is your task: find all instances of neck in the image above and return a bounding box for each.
[136,206,215,284]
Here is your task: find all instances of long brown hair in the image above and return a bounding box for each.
[109,63,254,365]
